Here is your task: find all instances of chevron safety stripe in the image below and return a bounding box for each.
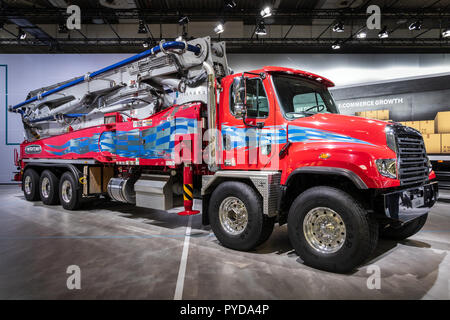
[183,184,193,201]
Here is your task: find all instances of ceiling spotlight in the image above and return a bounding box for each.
[138,19,147,34]
[378,26,389,39]
[260,7,272,18]
[443,28,450,38]
[224,0,236,8]
[332,21,344,33]
[409,20,422,31]
[214,23,225,34]
[332,41,341,50]
[356,29,367,39]
[18,28,27,40]
[178,15,189,25]
[255,20,267,36]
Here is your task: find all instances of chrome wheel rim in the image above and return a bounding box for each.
[219,196,248,235]
[41,177,50,198]
[24,176,32,194]
[303,207,346,254]
[61,180,72,203]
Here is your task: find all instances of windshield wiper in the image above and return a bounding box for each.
[286,111,314,118]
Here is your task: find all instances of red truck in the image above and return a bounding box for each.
[10,37,438,273]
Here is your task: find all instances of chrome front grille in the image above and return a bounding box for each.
[395,126,428,186]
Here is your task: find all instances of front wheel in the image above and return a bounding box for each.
[208,181,275,251]
[288,186,378,273]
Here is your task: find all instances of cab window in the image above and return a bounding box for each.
[230,78,269,118]
[293,92,326,113]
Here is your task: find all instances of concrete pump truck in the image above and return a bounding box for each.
[9,37,438,273]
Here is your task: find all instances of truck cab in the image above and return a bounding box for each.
[202,66,438,272]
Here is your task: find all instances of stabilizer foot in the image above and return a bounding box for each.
[178,210,200,216]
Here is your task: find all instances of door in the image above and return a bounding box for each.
[220,75,278,170]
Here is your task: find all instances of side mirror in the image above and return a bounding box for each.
[232,76,247,118]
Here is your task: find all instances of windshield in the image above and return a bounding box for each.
[272,74,339,120]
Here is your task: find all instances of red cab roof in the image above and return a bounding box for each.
[246,66,335,88]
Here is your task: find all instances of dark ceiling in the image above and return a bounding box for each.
[0,0,449,53]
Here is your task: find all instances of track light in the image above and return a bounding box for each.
[138,19,147,34]
[224,0,236,8]
[214,23,224,34]
[356,30,367,39]
[409,20,422,31]
[18,28,27,40]
[260,7,272,18]
[332,41,341,50]
[255,20,267,36]
[332,21,344,33]
[443,28,450,38]
[378,26,389,39]
[178,15,189,25]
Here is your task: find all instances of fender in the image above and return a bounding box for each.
[285,166,368,189]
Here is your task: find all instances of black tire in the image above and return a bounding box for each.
[287,186,378,273]
[39,170,60,205]
[208,181,274,251]
[59,171,81,210]
[380,214,428,240]
[255,215,276,247]
[23,168,40,201]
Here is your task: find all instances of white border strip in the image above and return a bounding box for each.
[174,215,192,300]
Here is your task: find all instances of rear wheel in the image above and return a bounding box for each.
[208,181,274,251]
[59,172,81,210]
[380,214,428,240]
[288,186,378,273]
[23,168,40,201]
[39,170,60,205]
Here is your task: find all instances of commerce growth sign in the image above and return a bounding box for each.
[338,97,405,110]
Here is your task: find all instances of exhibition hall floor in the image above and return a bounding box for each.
[0,185,449,300]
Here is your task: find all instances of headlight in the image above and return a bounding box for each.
[375,159,397,179]
[426,156,432,173]
[385,126,397,153]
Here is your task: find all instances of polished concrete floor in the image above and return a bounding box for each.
[0,184,449,300]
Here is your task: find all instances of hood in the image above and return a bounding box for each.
[287,113,390,147]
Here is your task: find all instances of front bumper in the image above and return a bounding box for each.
[383,181,438,223]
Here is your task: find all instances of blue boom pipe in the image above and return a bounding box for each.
[11,41,200,111]
[28,113,87,124]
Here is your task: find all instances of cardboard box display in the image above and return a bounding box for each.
[418,120,435,134]
[365,110,378,119]
[423,134,441,154]
[442,134,450,154]
[435,111,450,133]
[376,109,389,120]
